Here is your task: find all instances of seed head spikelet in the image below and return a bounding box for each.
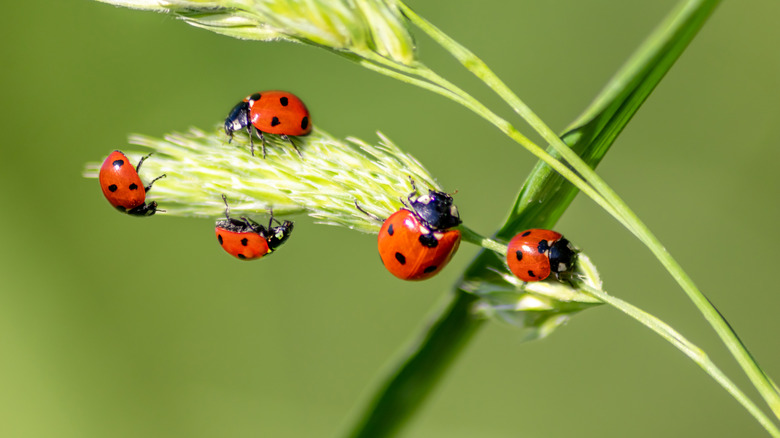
[95,0,416,66]
[85,126,441,233]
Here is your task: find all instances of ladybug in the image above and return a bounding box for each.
[374,186,462,281]
[215,195,294,260]
[506,229,576,282]
[99,150,165,216]
[224,90,311,158]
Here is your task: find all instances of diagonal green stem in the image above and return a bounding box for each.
[349,52,633,237]
[577,282,780,438]
[398,0,780,419]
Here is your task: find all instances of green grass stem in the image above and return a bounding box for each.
[398,0,780,421]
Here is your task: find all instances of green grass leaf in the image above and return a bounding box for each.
[346,2,729,438]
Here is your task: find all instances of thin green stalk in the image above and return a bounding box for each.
[577,282,780,438]
[398,0,780,418]
[459,225,507,256]
[351,51,633,238]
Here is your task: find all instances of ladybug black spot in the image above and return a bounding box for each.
[218,234,223,245]
[238,254,247,260]
[387,224,394,236]
[423,265,437,274]
[280,96,289,106]
[112,159,125,167]
[515,250,523,261]
[241,238,249,246]
[108,184,118,192]
[301,116,309,130]
[395,252,406,265]
[418,233,439,248]
[129,183,138,191]
[521,231,531,237]
[527,270,536,278]
[251,93,262,101]
[537,239,550,254]
[271,116,281,127]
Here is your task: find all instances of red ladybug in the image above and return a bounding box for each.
[99,150,165,216]
[506,229,576,282]
[215,195,294,261]
[224,90,311,158]
[375,187,462,281]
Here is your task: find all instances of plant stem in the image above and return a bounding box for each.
[398,0,780,419]
[459,225,506,256]
[577,282,780,437]
[351,52,630,238]
[346,289,484,438]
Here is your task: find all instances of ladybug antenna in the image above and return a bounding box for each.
[354,200,382,222]
[221,194,231,220]
[144,173,166,193]
[136,152,154,172]
[283,135,304,159]
[408,176,418,194]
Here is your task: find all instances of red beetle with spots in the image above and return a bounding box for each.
[215,195,294,261]
[374,186,462,281]
[224,90,312,158]
[506,229,576,282]
[99,150,165,216]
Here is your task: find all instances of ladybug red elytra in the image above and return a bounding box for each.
[215,195,294,261]
[372,185,462,281]
[99,150,165,216]
[224,90,312,158]
[506,229,576,282]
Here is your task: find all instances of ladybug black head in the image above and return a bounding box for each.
[409,190,461,231]
[267,220,294,251]
[548,238,577,274]
[126,201,158,217]
[224,100,251,138]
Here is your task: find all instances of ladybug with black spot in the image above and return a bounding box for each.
[224,90,312,158]
[215,195,294,261]
[506,229,576,282]
[99,150,165,216]
[367,183,462,281]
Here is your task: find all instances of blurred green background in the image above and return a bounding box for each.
[1,1,779,437]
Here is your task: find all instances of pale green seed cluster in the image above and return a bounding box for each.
[95,0,416,66]
[84,126,441,233]
[465,252,604,341]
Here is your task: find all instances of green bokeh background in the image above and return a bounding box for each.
[2,1,779,437]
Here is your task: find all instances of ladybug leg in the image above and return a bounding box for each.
[283,135,304,158]
[266,208,282,229]
[144,173,166,192]
[240,216,264,234]
[136,152,154,172]
[258,132,268,159]
[221,194,231,220]
[247,125,256,157]
[354,200,383,222]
